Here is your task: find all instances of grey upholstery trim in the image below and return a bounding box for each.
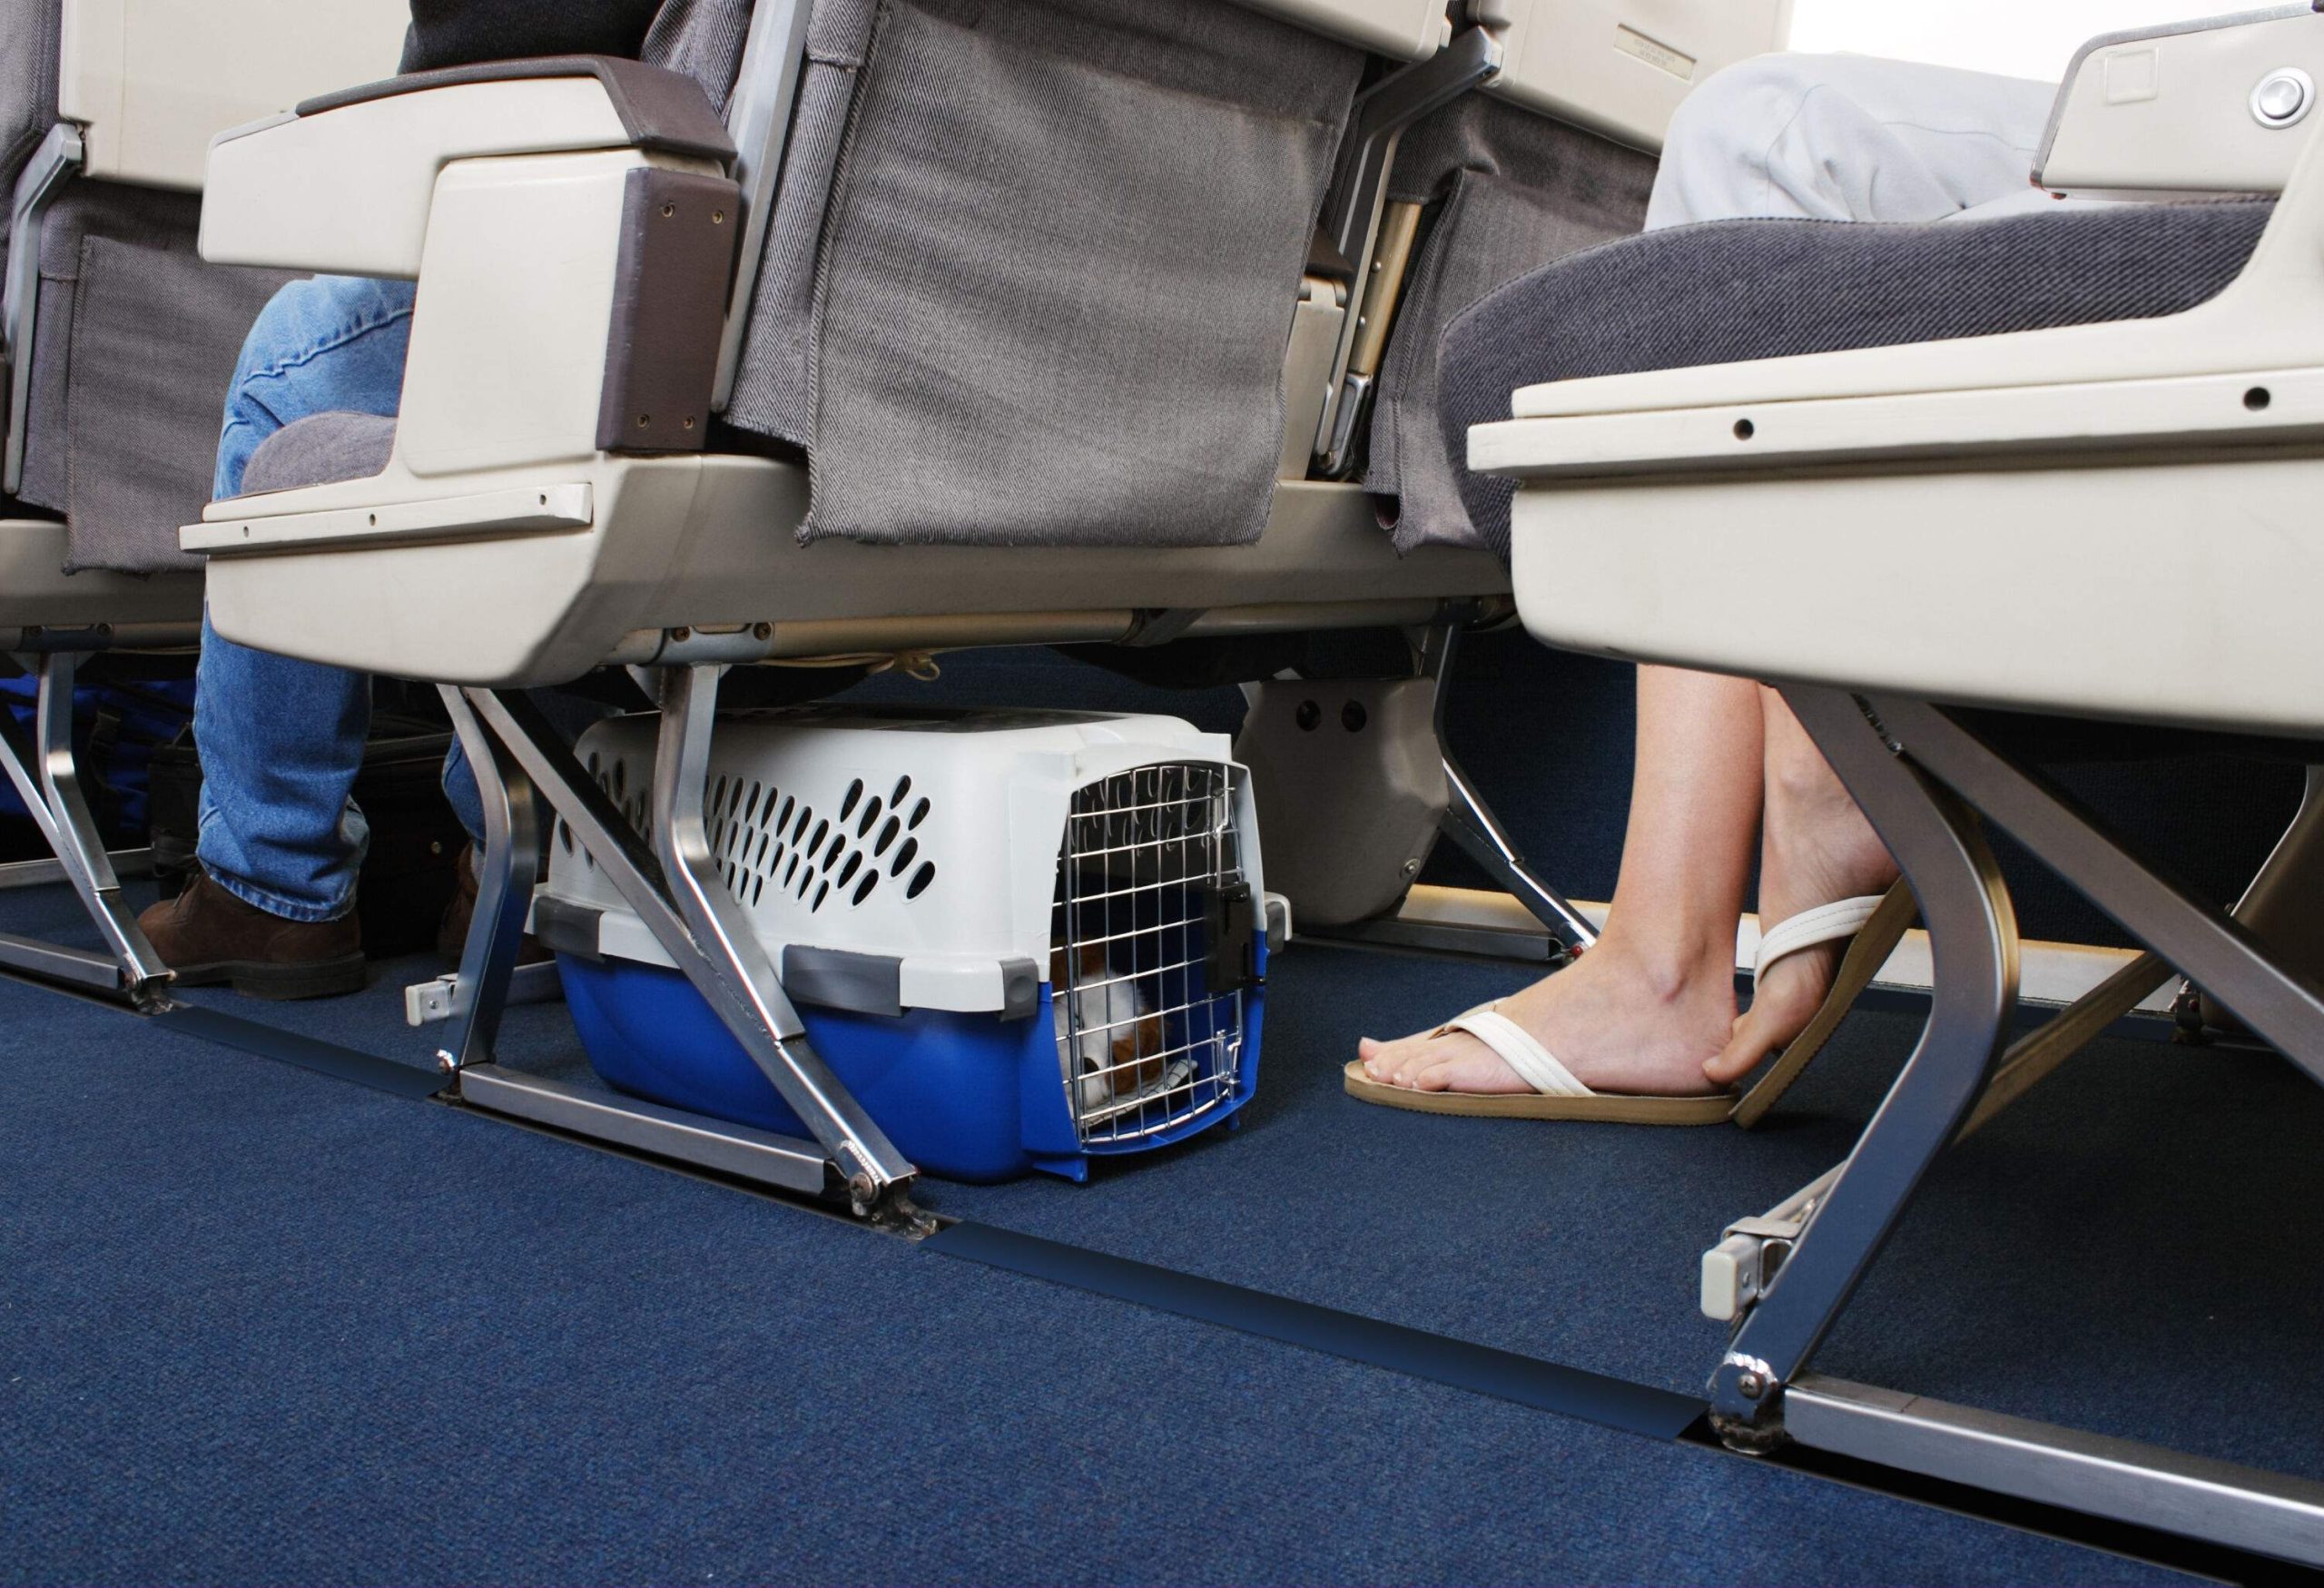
[295,55,737,163]
[2033,4,2319,179]
[240,411,398,497]
[1438,200,2274,559]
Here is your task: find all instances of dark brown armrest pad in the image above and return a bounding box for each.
[297,55,735,163]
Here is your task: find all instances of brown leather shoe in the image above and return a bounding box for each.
[437,844,552,964]
[137,873,367,1001]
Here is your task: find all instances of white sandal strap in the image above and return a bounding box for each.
[1433,1003,1595,1099]
[1753,895,1889,981]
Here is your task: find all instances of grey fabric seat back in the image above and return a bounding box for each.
[1364,94,1657,553]
[0,0,58,204]
[1437,199,2277,560]
[15,184,292,571]
[721,0,1364,548]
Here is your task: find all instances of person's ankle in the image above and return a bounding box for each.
[1587,927,1732,1008]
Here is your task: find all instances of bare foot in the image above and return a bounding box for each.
[1356,934,1738,1099]
[1708,702,1899,1086]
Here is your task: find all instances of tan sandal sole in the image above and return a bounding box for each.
[1342,1061,1736,1124]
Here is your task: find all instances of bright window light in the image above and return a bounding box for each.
[1786,1,2236,84]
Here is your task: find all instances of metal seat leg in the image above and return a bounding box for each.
[1424,620,1600,953]
[462,679,924,1225]
[1709,686,2018,1445]
[416,685,545,1070]
[0,650,169,1002]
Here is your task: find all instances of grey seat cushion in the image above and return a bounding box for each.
[239,411,398,496]
[1437,199,2277,559]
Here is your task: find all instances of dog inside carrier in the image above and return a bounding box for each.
[536,707,1269,1181]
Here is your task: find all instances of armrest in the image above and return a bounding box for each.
[2036,5,2324,194]
[199,58,734,278]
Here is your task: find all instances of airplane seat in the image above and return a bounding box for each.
[0,0,406,1001]
[1462,4,2324,1564]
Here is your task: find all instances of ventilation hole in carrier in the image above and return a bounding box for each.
[891,774,911,805]
[784,853,801,886]
[558,822,573,855]
[793,805,812,843]
[908,797,931,830]
[813,880,830,912]
[776,794,794,832]
[906,862,935,900]
[840,779,862,819]
[873,815,900,856]
[809,818,829,853]
[751,873,765,906]
[825,833,846,867]
[838,853,862,886]
[890,836,918,877]
[852,870,879,905]
[856,796,883,837]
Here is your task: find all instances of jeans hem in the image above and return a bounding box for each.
[200,862,358,926]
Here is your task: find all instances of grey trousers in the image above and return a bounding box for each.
[1646,52,2065,232]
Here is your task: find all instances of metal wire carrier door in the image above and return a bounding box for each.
[1052,761,1252,1147]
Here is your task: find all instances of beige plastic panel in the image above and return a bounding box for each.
[58,0,409,192]
[1502,454,2324,738]
[198,463,1506,686]
[1230,0,1447,60]
[1476,0,1792,152]
[2037,6,2324,193]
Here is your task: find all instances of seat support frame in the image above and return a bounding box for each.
[0,639,185,1005]
[1705,686,2324,1565]
[432,666,928,1228]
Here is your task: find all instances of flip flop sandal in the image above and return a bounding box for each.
[1343,880,1915,1128]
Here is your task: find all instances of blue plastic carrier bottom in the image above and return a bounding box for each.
[559,942,1265,1183]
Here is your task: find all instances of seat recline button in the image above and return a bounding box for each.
[2251,66,2314,127]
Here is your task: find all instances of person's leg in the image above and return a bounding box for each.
[1707,689,1901,1083]
[1645,53,2063,231]
[192,275,415,922]
[1358,666,1761,1096]
[1364,53,2044,1096]
[142,276,415,994]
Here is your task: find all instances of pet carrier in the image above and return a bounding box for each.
[535,707,1269,1182]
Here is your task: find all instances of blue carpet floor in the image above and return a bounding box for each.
[0,963,2232,1584]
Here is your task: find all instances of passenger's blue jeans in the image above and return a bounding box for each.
[197,275,488,922]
